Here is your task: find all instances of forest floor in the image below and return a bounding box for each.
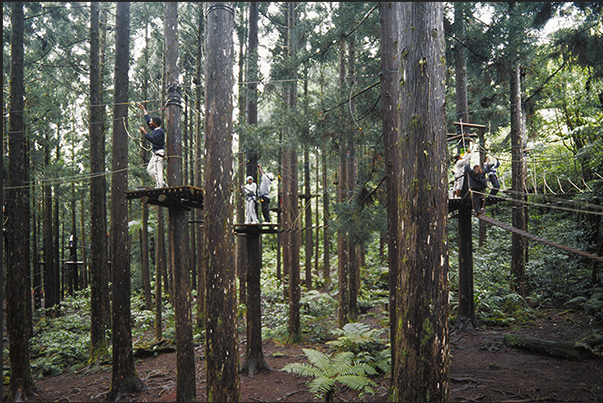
[4,307,603,402]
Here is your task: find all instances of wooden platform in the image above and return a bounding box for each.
[234,223,282,234]
[125,185,204,211]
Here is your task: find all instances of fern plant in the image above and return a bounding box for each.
[282,348,377,402]
[327,322,385,354]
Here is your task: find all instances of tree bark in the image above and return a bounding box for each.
[379,0,400,378]
[108,3,144,400]
[43,135,57,315]
[141,202,152,310]
[204,3,241,401]
[456,199,477,330]
[282,1,301,344]
[391,3,450,401]
[163,4,196,401]
[240,1,271,376]
[509,7,528,296]
[194,4,206,334]
[155,206,165,340]
[304,146,313,290]
[6,3,36,400]
[322,149,330,283]
[337,35,351,328]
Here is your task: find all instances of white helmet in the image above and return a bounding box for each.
[246,176,253,182]
[267,173,274,181]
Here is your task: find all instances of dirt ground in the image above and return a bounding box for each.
[4,308,603,402]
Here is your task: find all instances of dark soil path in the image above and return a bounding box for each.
[4,309,603,402]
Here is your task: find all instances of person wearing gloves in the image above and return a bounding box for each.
[138,103,167,188]
[243,175,259,224]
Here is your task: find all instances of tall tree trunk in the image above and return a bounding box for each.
[6,3,36,400]
[240,1,270,376]
[282,1,301,343]
[80,199,88,289]
[452,2,477,330]
[141,202,152,310]
[155,205,166,340]
[69,182,78,296]
[53,174,61,310]
[194,4,206,333]
[163,4,196,401]
[347,34,358,322]
[315,153,321,280]
[108,3,144,399]
[391,3,450,401]
[204,3,241,401]
[43,136,56,315]
[236,3,249,308]
[304,146,313,290]
[337,35,351,328]
[322,148,330,283]
[456,201,477,329]
[510,60,528,297]
[379,1,400,378]
[509,3,528,297]
[32,191,42,310]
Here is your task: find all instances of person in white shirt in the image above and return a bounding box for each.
[243,175,259,224]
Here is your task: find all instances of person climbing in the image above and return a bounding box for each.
[484,155,501,199]
[257,164,274,223]
[243,175,259,224]
[138,103,167,188]
[464,161,488,215]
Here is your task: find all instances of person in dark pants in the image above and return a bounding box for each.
[484,155,501,199]
[138,103,167,188]
[464,162,488,215]
[257,164,274,223]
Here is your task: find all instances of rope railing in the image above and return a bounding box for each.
[478,214,603,263]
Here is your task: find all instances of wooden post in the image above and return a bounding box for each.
[164,3,195,399]
[241,225,271,375]
[456,196,477,330]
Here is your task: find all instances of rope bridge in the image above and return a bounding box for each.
[477,214,603,263]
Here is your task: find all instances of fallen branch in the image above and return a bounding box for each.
[503,333,591,360]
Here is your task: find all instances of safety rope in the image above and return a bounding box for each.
[477,214,603,263]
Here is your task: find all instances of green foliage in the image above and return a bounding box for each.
[327,322,385,354]
[30,291,93,377]
[301,290,338,318]
[282,348,377,402]
[327,322,390,376]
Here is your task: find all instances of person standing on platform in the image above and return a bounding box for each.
[484,155,501,199]
[138,103,167,188]
[452,151,470,198]
[464,162,488,215]
[257,164,274,223]
[243,175,259,224]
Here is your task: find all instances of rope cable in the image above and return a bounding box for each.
[478,214,603,263]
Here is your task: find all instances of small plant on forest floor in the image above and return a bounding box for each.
[282,348,377,402]
[327,322,390,375]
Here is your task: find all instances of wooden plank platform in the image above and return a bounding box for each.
[125,185,204,211]
[234,223,282,234]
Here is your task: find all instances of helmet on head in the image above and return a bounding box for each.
[246,176,253,182]
[267,173,274,181]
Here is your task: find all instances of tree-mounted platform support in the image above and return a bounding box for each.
[234,222,279,375]
[233,223,282,235]
[125,185,204,211]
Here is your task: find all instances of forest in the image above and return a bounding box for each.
[3,2,603,402]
